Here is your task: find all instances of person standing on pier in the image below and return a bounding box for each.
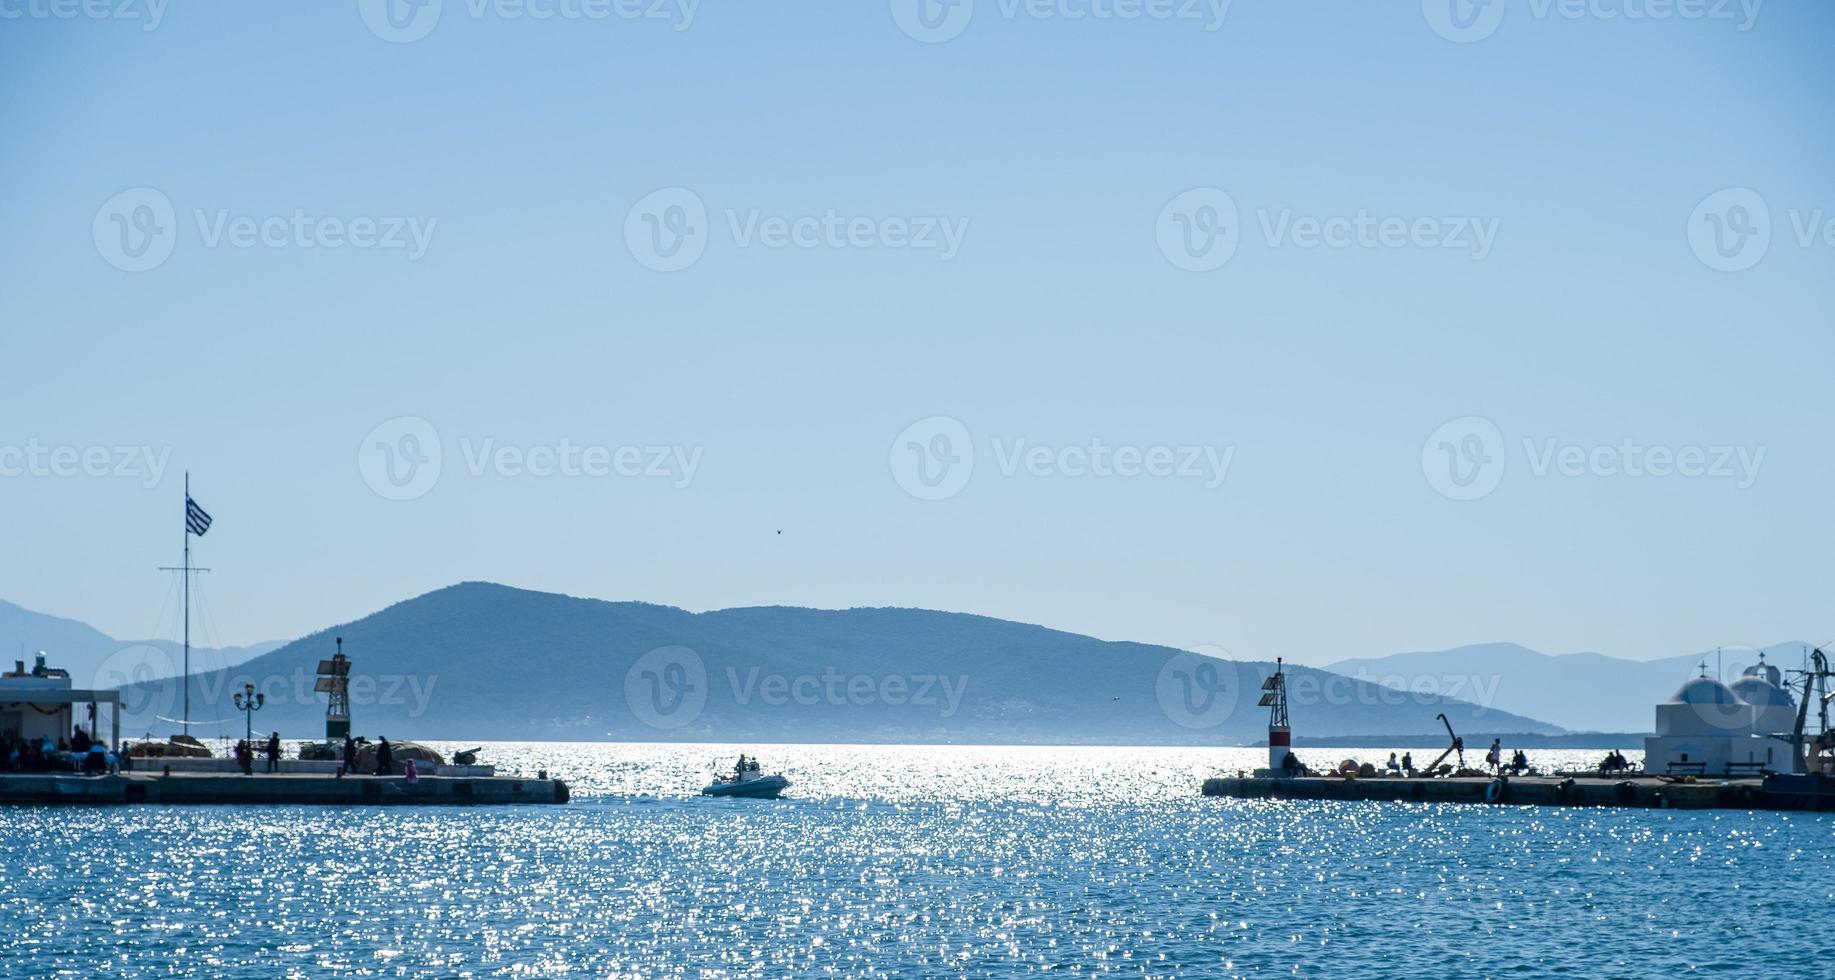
[265,732,281,774]
[343,734,357,774]
[1485,738,1502,774]
[375,737,394,776]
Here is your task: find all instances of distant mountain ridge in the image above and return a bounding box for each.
[109,583,1562,745]
[1326,641,1814,733]
[0,598,283,690]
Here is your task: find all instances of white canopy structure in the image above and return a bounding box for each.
[0,654,121,750]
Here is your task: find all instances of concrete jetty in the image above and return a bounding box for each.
[1201,774,1835,811]
[0,771,570,807]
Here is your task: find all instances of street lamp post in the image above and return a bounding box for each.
[233,683,265,745]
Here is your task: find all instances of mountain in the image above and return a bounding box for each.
[1325,641,1813,733]
[111,583,1562,744]
[0,599,282,690]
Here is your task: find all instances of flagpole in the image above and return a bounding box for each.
[160,480,208,741]
[183,471,190,739]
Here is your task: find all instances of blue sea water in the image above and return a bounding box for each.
[1,743,1829,977]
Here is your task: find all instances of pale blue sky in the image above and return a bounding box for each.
[2,1,1831,664]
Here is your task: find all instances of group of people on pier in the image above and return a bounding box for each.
[1379,740,1535,777]
[229,733,407,778]
[3,725,430,781]
[1,728,123,775]
[232,732,286,775]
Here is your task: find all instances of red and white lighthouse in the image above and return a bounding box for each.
[1260,657,1291,774]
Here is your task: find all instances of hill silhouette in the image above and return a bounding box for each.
[112,583,1562,744]
[0,598,282,691]
[1327,641,1811,733]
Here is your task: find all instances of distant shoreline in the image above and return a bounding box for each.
[176,733,1652,750]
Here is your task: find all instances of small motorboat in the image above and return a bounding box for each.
[701,755,790,799]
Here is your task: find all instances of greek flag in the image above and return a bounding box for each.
[185,497,212,536]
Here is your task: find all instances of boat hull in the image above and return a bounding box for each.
[701,775,790,799]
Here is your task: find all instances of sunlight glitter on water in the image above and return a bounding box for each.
[3,742,1817,979]
[451,742,1643,803]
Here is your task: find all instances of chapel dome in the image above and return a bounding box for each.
[1668,676,1741,706]
[1730,676,1795,708]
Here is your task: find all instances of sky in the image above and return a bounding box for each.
[1,0,1831,666]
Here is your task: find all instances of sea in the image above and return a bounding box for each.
[1,742,1828,978]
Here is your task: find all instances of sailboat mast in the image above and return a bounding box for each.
[183,470,190,738]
